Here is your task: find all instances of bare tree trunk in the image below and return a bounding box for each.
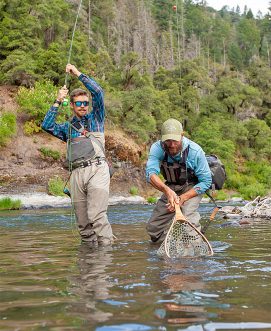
[267,41,271,67]
[169,21,175,67]
[207,40,210,71]
[180,0,185,56]
[88,0,91,48]
[223,38,226,68]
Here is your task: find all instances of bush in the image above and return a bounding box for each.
[239,183,267,200]
[207,190,228,201]
[129,186,139,196]
[17,80,70,125]
[39,147,61,161]
[216,190,228,201]
[48,176,65,196]
[226,171,243,190]
[0,197,21,210]
[147,196,157,204]
[0,111,17,146]
[24,120,41,135]
[244,161,271,186]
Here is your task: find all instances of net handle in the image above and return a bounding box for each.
[174,203,187,222]
[164,203,185,257]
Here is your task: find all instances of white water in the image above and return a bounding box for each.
[0,192,146,209]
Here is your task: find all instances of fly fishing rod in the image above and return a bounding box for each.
[201,191,222,234]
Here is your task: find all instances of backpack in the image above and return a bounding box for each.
[205,154,226,190]
[161,142,226,190]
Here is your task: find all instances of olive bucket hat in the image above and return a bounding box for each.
[161,118,183,142]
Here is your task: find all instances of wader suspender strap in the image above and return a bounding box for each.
[160,142,190,185]
[70,122,106,155]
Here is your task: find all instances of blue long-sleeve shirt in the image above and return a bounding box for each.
[145,137,212,194]
[42,74,105,142]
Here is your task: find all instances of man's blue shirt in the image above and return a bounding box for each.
[146,136,212,194]
[41,74,105,142]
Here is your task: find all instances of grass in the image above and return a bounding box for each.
[129,186,139,196]
[48,176,66,196]
[0,111,17,146]
[39,147,61,161]
[0,197,21,210]
[147,196,157,204]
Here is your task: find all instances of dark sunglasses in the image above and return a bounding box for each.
[74,101,89,107]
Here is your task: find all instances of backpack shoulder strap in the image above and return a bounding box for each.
[181,145,189,164]
[160,141,167,161]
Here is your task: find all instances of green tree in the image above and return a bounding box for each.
[244,118,271,158]
[151,0,172,30]
[236,18,261,65]
[121,87,158,141]
[216,77,261,115]
[190,118,235,161]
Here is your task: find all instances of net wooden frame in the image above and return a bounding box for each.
[157,204,213,258]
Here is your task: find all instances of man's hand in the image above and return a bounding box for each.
[56,85,68,102]
[149,174,179,212]
[66,63,81,77]
[179,188,197,206]
[165,187,179,212]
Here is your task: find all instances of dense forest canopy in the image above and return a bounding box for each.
[0,0,271,199]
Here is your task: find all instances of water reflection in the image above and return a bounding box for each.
[157,258,226,325]
[68,244,114,324]
[0,205,271,330]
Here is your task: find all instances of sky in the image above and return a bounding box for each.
[206,0,269,15]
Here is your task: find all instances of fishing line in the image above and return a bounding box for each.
[62,0,83,241]
[64,0,83,87]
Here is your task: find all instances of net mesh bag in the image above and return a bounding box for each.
[157,218,211,258]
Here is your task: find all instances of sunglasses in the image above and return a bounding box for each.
[74,101,89,107]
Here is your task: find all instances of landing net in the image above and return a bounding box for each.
[157,217,213,258]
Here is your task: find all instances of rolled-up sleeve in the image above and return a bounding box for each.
[41,106,68,142]
[192,149,212,194]
[79,74,105,126]
[145,142,164,182]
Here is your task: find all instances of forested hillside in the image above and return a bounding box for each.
[0,0,271,199]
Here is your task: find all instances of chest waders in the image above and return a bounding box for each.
[66,122,106,171]
[160,144,198,187]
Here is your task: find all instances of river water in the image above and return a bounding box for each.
[0,204,271,331]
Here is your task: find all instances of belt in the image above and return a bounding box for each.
[72,157,106,170]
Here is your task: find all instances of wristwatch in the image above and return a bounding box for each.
[53,99,61,106]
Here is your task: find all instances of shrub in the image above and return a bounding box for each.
[147,196,157,204]
[24,120,41,135]
[129,186,139,196]
[0,111,17,146]
[0,197,21,210]
[244,161,271,186]
[48,176,65,196]
[226,172,243,190]
[17,80,70,124]
[238,183,267,200]
[39,147,61,161]
[212,190,228,201]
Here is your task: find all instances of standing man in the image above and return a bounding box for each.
[42,64,113,246]
[145,118,212,243]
